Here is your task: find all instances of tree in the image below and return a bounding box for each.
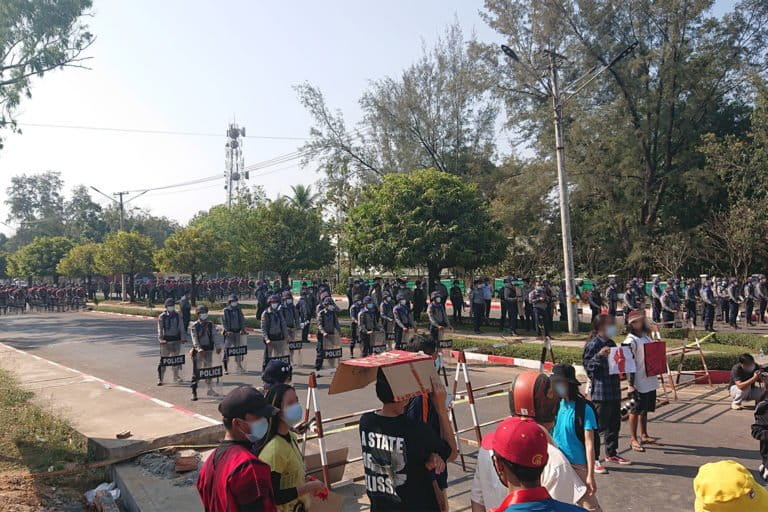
[4,171,66,246]
[7,236,73,284]
[250,200,334,285]
[288,184,319,210]
[154,226,227,306]
[345,168,506,288]
[0,0,94,148]
[95,232,154,302]
[190,203,260,275]
[56,242,100,286]
[101,206,179,247]
[64,185,106,242]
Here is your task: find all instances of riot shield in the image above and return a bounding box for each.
[266,336,291,366]
[384,321,394,349]
[224,334,248,374]
[157,353,185,383]
[191,349,223,400]
[324,333,342,369]
[437,327,453,349]
[370,330,387,355]
[288,328,304,366]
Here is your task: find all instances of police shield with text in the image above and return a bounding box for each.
[157,298,186,385]
[190,305,223,400]
[261,294,290,370]
[222,295,247,374]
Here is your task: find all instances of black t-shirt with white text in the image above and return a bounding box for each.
[730,363,758,388]
[359,411,451,511]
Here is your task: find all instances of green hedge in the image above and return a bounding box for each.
[92,305,262,329]
[451,338,738,371]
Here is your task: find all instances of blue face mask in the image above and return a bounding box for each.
[282,403,303,425]
[554,383,568,398]
[434,355,442,370]
[245,418,269,442]
[605,325,618,338]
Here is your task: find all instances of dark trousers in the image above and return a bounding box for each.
[471,303,484,332]
[729,300,739,326]
[746,299,755,324]
[533,307,549,337]
[301,322,310,343]
[685,301,697,325]
[608,302,617,317]
[360,331,372,357]
[651,300,661,323]
[760,298,767,323]
[350,322,358,353]
[523,303,533,330]
[451,298,462,323]
[559,302,567,322]
[413,304,423,322]
[594,400,621,458]
[704,304,715,331]
[314,331,324,370]
[485,300,491,323]
[394,325,404,349]
[662,310,675,327]
[500,302,517,332]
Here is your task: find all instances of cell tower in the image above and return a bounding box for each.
[224,122,247,207]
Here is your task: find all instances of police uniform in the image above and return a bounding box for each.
[222,299,247,374]
[261,297,289,370]
[393,296,414,349]
[316,299,341,372]
[190,314,222,396]
[427,293,450,344]
[157,305,185,384]
[357,299,380,357]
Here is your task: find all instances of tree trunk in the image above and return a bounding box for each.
[128,274,135,302]
[53,273,59,285]
[191,273,197,307]
[427,264,442,295]
[280,271,290,290]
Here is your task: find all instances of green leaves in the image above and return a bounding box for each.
[8,236,73,282]
[95,231,153,276]
[56,242,99,278]
[153,226,227,277]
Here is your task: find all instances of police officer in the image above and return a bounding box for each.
[469,279,486,334]
[157,298,186,385]
[358,296,380,357]
[412,280,426,322]
[261,294,289,370]
[279,290,301,366]
[393,293,414,349]
[605,278,619,318]
[587,284,603,321]
[500,276,518,335]
[716,278,728,323]
[759,275,768,324]
[348,294,363,358]
[528,280,550,339]
[297,287,313,345]
[700,280,716,332]
[727,278,742,329]
[650,276,662,324]
[427,290,451,345]
[222,295,247,375]
[316,296,340,375]
[685,279,698,327]
[745,277,758,327]
[557,280,567,323]
[379,291,395,348]
[660,282,678,327]
[449,280,464,324]
[180,294,192,333]
[623,281,640,328]
[190,305,222,398]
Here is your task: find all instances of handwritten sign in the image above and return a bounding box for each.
[608,347,636,375]
[159,355,185,367]
[226,346,248,357]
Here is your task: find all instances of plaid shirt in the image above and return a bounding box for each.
[583,335,621,402]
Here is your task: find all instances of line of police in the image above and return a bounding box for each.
[0,284,87,314]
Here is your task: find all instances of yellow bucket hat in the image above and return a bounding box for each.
[694,460,768,512]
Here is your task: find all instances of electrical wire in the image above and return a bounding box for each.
[14,122,309,141]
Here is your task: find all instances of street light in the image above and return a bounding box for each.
[501,41,638,334]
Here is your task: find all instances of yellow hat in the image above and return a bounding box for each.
[694,460,768,512]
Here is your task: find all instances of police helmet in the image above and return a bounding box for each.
[362,296,373,305]
[196,304,208,314]
[268,294,281,304]
[164,298,175,307]
[228,294,239,303]
[322,296,334,306]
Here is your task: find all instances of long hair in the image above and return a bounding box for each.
[589,314,611,340]
[255,383,293,454]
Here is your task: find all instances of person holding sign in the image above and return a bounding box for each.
[427,291,451,347]
[190,305,222,398]
[623,310,659,453]
[257,384,326,512]
[157,298,186,386]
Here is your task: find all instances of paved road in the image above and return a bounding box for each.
[0,312,762,511]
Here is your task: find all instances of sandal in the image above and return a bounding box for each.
[641,436,659,444]
[631,442,645,452]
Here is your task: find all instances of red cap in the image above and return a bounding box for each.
[481,417,548,468]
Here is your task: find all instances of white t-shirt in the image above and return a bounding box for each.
[623,333,660,394]
[470,441,587,509]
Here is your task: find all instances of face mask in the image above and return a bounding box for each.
[166,306,175,313]
[554,383,568,398]
[270,303,278,310]
[282,403,303,425]
[399,300,406,306]
[605,325,618,338]
[328,305,335,311]
[435,297,441,303]
[245,418,269,442]
[367,304,375,310]
[199,313,209,320]
[231,302,239,308]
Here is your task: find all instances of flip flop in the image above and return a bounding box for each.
[641,437,660,444]
[631,442,645,452]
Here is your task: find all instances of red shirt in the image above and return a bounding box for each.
[197,441,277,512]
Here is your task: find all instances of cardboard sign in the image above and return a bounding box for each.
[305,447,348,484]
[608,347,636,375]
[328,350,437,401]
[159,355,185,367]
[309,490,345,512]
[197,366,223,379]
[226,345,247,357]
[644,341,668,377]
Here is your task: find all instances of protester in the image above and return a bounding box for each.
[262,359,292,394]
[729,353,763,410]
[550,364,602,512]
[582,314,631,470]
[404,337,459,510]
[693,460,768,511]
[480,417,587,512]
[752,377,768,482]
[257,384,326,512]
[197,386,279,512]
[471,372,587,511]
[359,368,453,511]
[623,310,660,452]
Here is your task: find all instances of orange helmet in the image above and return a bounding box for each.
[508,371,558,423]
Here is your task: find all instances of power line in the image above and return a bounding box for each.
[14,122,309,141]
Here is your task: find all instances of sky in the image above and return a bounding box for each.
[0,0,497,235]
[0,0,732,236]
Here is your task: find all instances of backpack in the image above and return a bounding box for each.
[574,395,598,445]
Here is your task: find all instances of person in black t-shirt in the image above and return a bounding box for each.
[730,353,764,410]
[359,368,455,511]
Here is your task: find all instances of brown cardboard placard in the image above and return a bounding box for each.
[304,447,349,484]
[309,490,345,512]
[328,350,436,401]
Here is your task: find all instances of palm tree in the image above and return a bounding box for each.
[289,184,320,210]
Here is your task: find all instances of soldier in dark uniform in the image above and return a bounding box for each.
[412,280,426,322]
[315,296,340,375]
[660,282,678,327]
[393,293,414,348]
[700,280,716,332]
[297,287,313,344]
[449,280,464,324]
[727,278,742,329]
[348,294,363,358]
[623,281,640,328]
[358,296,380,357]
[427,291,450,344]
[744,277,758,326]
[685,279,698,327]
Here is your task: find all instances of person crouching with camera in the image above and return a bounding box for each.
[730,353,764,410]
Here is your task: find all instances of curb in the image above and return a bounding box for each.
[449,349,586,375]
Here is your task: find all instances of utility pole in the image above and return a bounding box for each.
[501,41,638,334]
[114,191,128,302]
[225,123,247,207]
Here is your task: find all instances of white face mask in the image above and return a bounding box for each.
[435,297,441,304]
[605,325,618,338]
[231,302,239,308]
[399,299,406,306]
[270,303,278,310]
[166,306,175,313]
[199,313,209,320]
